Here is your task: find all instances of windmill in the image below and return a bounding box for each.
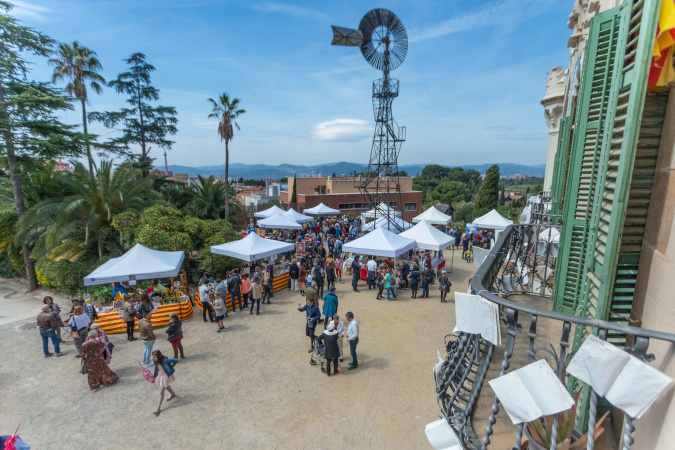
[332,9,408,231]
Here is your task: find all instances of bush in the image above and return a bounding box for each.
[453,203,475,223]
[0,253,18,278]
[36,255,113,297]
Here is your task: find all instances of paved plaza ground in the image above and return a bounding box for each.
[0,254,473,449]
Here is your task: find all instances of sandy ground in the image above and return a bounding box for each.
[0,256,474,449]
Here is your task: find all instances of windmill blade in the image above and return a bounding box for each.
[331,26,364,46]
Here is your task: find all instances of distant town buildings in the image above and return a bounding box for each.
[54,159,73,172]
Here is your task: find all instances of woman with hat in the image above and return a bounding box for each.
[438,269,451,303]
[322,286,338,330]
[82,329,119,390]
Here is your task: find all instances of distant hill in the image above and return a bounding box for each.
[158,162,546,179]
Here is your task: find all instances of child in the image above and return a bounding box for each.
[240,274,251,308]
[465,243,473,263]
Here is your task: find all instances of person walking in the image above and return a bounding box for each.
[37,305,68,358]
[344,311,359,370]
[385,268,397,301]
[68,305,90,358]
[43,296,65,343]
[266,263,276,298]
[438,270,451,303]
[200,287,215,323]
[350,256,361,292]
[322,286,338,329]
[289,259,299,292]
[82,330,119,390]
[250,273,263,315]
[375,266,386,300]
[326,261,336,290]
[297,263,307,296]
[213,292,227,332]
[335,255,343,283]
[139,311,156,367]
[228,270,243,310]
[366,256,377,290]
[215,279,229,316]
[151,350,177,416]
[401,259,410,290]
[315,327,340,376]
[327,315,346,362]
[86,323,112,364]
[297,296,321,352]
[421,265,431,299]
[122,294,138,341]
[166,313,185,358]
[313,262,325,299]
[241,274,251,308]
[409,265,421,298]
[305,280,318,307]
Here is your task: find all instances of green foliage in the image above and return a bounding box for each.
[36,254,112,296]
[430,181,472,205]
[290,174,297,204]
[414,165,482,207]
[453,203,475,223]
[499,189,505,206]
[473,165,500,220]
[89,53,178,167]
[0,252,17,278]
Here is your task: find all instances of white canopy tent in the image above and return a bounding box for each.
[303,202,340,215]
[412,206,452,225]
[468,209,513,231]
[211,232,294,262]
[399,220,455,251]
[342,227,416,258]
[282,208,314,223]
[361,202,402,220]
[361,216,413,232]
[83,244,185,286]
[254,204,286,219]
[257,213,303,230]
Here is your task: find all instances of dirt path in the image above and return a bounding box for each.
[0,260,474,449]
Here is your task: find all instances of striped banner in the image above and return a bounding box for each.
[195,272,290,311]
[94,300,194,335]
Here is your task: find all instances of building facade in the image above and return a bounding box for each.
[545,0,674,447]
[280,175,423,221]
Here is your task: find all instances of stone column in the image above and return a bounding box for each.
[541,67,566,193]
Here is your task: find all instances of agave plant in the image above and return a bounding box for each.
[525,389,609,450]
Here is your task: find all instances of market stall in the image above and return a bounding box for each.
[303,202,340,215]
[343,227,416,258]
[361,216,413,232]
[467,209,513,231]
[411,206,452,225]
[399,220,454,251]
[360,202,401,220]
[82,244,192,334]
[194,273,290,312]
[283,208,314,223]
[257,213,303,230]
[254,204,286,219]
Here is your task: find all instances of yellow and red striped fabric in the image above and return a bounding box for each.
[94,300,194,335]
[194,272,290,312]
[649,0,675,87]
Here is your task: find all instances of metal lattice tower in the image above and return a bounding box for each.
[332,9,408,231]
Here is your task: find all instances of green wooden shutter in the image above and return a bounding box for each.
[551,116,573,218]
[552,8,622,314]
[575,0,663,347]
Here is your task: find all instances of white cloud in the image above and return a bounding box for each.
[11,1,51,21]
[409,0,554,42]
[252,2,329,22]
[313,118,371,142]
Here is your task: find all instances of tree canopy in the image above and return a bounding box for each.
[473,164,500,219]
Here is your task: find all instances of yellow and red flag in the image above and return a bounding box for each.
[649,0,675,87]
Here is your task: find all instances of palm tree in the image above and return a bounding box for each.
[49,42,105,175]
[18,161,160,261]
[192,175,227,220]
[208,93,245,221]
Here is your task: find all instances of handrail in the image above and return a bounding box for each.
[470,224,675,344]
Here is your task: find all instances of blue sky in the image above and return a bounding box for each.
[13,0,572,167]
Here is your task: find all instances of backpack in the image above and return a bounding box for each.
[376,272,385,287]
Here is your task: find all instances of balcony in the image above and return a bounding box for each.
[434,223,675,449]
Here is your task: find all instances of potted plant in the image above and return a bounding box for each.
[522,390,609,450]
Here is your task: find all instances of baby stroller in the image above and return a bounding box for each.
[310,339,327,373]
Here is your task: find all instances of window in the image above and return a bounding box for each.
[405,202,416,211]
[339,203,366,210]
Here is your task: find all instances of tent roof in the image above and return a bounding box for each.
[399,220,455,251]
[342,227,416,258]
[362,216,413,232]
[282,208,314,223]
[83,244,184,286]
[257,213,303,230]
[211,233,294,262]
[303,202,340,215]
[468,209,513,230]
[361,202,402,219]
[254,204,286,218]
[411,206,452,225]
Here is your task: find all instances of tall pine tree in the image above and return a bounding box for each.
[0,2,87,290]
[290,174,297,204]
[90,53,177,175]
[472,164,500,219]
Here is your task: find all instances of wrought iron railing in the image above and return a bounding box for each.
[435,224,675,449]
